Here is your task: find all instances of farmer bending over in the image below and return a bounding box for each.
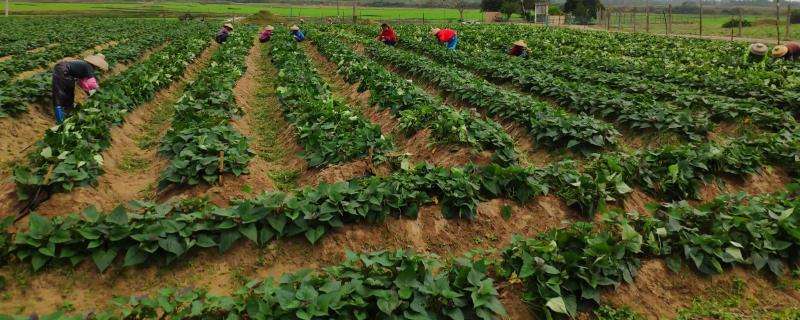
[376,23,397,46]
[744,43,768,67]
[431,27,458,50]
[215,23,234,44]
[51,54,107,124]
[508,40,529,58]
[771,42,800,61]
[291,25,306,42]
[260,25,274,43]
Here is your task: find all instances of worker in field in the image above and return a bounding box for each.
[259,25,274,43]
[376,23,397,46]
[771,42,800,61]
[744,43,768,66]
[290,25,306,42]
[430,27,458,50]
[51,54,107,124]
[508,40,529,58]
[215,23,234,44]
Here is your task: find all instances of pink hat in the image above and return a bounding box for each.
[78,77,98,92]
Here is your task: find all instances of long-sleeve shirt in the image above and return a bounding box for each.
[378,28,397,43]
[259,30,273,42]
[65,60,95,79]
[509,45,527,57]
[787,42,800,56]
[215,29,230,44]
[436,29,456,43]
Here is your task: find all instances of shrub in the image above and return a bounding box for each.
[722,18,751,28]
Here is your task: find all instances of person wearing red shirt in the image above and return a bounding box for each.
[430,27,458,50]
[771,42,800,61]
[376,23,397,46]
[508,40,529,58]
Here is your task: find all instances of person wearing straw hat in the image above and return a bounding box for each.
[51,54,108,124]
[744,43,769,66]
[771,42,800,61]
[508,40,529,58]
[215,23,234,44]
[376,23,397,46]
[430,27,458,50]
[290,25,306,42]
[259,25,274,43]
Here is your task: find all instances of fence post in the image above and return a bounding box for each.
[633,8,637,32]
[730,16,735,40]
[699,0,703,36]
[645,4,650,33]
[776,0,781,44]
[667,4,673,35]
[618,10,622,30]
[352,0,357,24]
[607,9,611,30]
[787,3,791,39]
[738,8,743,36]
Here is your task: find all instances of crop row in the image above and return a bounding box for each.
[404,28,795,131]
[0,19,154,87]
[4,123,799,273]
[12,28,213,201]
[330,28,620,155]
[0,21,204,117]
[3,183,800,318]
[157,27,255,188]
[269,30,393,168]
[450,24,799,111]
[0,17,107,56]
[308,29,518,165]
[0,249,505,320]
[376,26,710,140]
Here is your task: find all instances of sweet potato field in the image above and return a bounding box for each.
[0,16,799,319]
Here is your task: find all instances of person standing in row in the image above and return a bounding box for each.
[508,40,529,58]
[430,27,458,50]
[259,25,274,43]
[51,54,107,123]
[290,25,306,42]
[376,23,397,46]
[215,23,234,44]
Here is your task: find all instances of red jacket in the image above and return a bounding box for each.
[787,42,800,55]
[436,29,456,43]
[379,28,397,42]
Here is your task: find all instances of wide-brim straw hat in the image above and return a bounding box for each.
[224,23,234,30]
[84,54,108,71]
[772,45,789,58]
[513,40,528,48]
[430,28,441,35]
[265,25,274,31]
[290,25,300,31]
[750,43,768,56]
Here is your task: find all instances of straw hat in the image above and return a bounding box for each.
[749,43,768,56]
[771,45,789,58]
[430,28,441,35]
[513,40,528,48]
[290,25,300,31]
[223,23,234,30]
[84,54,108,71]
[265,25,274,31]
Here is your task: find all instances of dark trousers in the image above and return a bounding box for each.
[383,40,396,46]
[52,62,76,113]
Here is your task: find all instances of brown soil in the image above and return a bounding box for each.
[603,259,800,319]
[30,42,219,217]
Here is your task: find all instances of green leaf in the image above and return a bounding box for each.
[123,246,147,267]
[91,249,118,272]
[107,206,129,225]
[545,297,567,314]
[500,205,512,221]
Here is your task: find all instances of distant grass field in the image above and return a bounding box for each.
[588,12,798,41]
[5,1,483,21]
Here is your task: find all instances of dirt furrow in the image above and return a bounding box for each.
[32,42,219,216]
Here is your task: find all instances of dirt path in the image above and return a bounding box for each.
[31,42,219,217]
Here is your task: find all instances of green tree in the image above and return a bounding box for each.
[480,0,504,11]
[499,0,520,20]
[563,0,602,23]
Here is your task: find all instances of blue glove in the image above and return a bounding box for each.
[55,105,65,124]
